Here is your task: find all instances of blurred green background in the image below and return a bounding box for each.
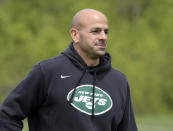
[0,0,173,130]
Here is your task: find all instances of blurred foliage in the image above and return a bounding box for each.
[0,0,173,114]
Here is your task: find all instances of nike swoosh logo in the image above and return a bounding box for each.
[60,75,71,79]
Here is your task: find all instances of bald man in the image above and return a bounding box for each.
[0,9,138,131]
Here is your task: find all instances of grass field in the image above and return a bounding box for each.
[136,115,173,131]
[23,115,173,131]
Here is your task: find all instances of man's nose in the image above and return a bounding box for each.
[99,31,107,40]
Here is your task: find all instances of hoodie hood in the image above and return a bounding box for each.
[62,42,111,74]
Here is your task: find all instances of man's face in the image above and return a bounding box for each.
[77,14,108,59]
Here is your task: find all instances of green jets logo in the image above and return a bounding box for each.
[67,84,113,115]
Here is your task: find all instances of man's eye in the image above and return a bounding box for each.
[104,30,108,35]
[92,30,99,33]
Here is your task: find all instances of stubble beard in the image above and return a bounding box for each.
[88,46,106,59]
[93,40,107,58]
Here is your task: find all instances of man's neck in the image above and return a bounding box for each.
[77,50,100,67]
[73,44,100,67]
[82,55,100,67]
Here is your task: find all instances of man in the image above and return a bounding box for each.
[0,9,138,131]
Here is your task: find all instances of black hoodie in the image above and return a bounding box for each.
[0,43,137,131]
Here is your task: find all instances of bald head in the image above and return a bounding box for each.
[70,9,109,65]
[71,9,107,29]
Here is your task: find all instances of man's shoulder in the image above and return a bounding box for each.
[37,54,68,71]
[110,67,127,80]
[39,54,64,65]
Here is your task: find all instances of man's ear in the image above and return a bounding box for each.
[70,28,80,43]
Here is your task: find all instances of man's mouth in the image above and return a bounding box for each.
[95,44,106,48]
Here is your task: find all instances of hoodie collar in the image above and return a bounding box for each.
[62,42,111,74]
